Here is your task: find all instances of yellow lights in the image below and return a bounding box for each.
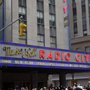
[19,23,27,36]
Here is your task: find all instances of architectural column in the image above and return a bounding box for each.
[38,73,48,88]
[31,71,38,90]
[27,0,37,45]
[44,0,50,47]
[59,73,66,89]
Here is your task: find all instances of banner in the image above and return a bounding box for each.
[0,42,90,70]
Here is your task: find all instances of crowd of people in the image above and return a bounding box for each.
[38,83,90,90]
[6,83,90,90]
[13,86,29,90]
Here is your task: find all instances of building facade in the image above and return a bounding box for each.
[1,0,90,89]
[69,0,90,86]
[70,0,90,52]
[0,0,71,89]
[3,0,69,49]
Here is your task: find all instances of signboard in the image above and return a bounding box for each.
[0,42,90,69]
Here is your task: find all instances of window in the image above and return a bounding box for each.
[37,0,45,46]
[37,18,44,24]
[19,0,26,7]
[50,27,56,36]
[76,48,81,51]
[72,0,78,36]
[49,4,55,14]
[73,7,77,16]
[81,0,85,5]
[50,37,56,48]
[88,0,90,4]
[81,0,87,33]
[37,11,44,19]
[85,46,90,52]
[49,0,55,14]
[19,7,26,14]
[49,0,56,48]
[37,24,44,34]
[83,21,87,31]
[74,22,78,34]
[37,0,44,11]
[49,0,55,5]
[82,5,86,17]
[18,0,27,24]
[37,11,44,24]
[72,0,76,8]
[49,14,55,21]
[37,35,45,46]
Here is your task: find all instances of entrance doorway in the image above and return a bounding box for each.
[2,82,14,90]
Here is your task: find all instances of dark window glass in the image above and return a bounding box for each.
[50,27,56,37]
[49,4,55,14]
[49,0,56,47]
[81,0,85,5]
[49,0,55,5]
[88,0,90,4]
[50,21,55,26]
[37,0,44,11]
[37,0,45,46]
[73,7,77,16]
[85,46,90,52]
[18,0,26,24]
[37,24,44,34]
[82,19,87,32]
[37,18,44,24]
[81,0,87,33]
[19,0,26,7]
[37,34,45,46]
[50,36,56,48]
[74,22,78,34]
[82,5,86,17]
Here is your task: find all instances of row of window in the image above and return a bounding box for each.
[76,46,90,52]
[37,0,45,46]
[18,0,58,48]
[49,0,56,48]
[72,0,89,36]
[37,0,56,48]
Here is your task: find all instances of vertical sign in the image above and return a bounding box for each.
[63,0,70,49]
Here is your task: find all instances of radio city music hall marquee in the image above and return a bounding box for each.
[0,42,90,69]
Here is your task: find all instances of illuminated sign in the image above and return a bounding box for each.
[39,50,89,63]
[63,0,67,14]
[0,42,90,69]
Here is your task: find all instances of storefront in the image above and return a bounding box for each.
[0,42,90,89]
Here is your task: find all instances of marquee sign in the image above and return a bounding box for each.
[0,42,90,70]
